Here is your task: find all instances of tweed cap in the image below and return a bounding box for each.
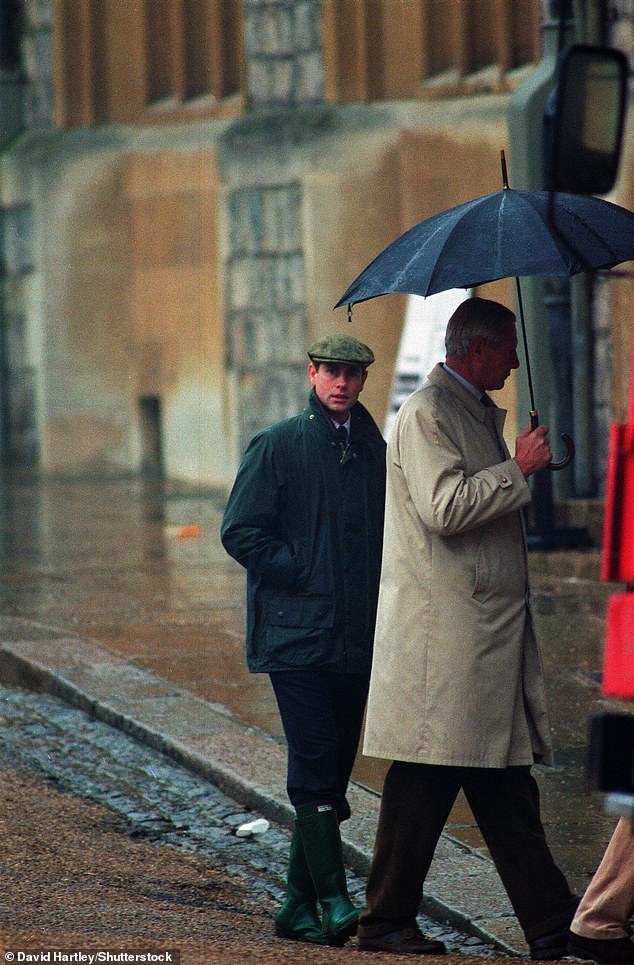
[307,333,375,367]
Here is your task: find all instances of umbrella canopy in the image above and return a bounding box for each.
[335,188,634,308]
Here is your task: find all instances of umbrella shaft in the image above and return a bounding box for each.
[514,277,537,416]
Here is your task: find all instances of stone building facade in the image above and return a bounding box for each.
[0,0,632,500]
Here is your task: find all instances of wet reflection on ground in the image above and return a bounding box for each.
[0,471,629,896]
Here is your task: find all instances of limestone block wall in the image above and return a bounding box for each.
[21,0,53,128]
[4,126,232,485]
[244,0,324,107]
[224,181,308,453]
[5,94,632,493]
[125,147,228,484]
[0,201,37,465]
[37,142,136,475]
[222,0,325,456]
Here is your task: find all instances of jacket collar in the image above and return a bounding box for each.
[306,389,373,438]
[427,363,508,433]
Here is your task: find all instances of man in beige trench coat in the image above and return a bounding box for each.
[357,297,577,957]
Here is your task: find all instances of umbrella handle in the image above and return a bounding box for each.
[530,410,575,471]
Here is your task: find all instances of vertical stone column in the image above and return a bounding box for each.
[0,203,37,464]
[226,183,309,450]
[0,0,52,464]
[224,0,325,455]
[244,0,324,108]
[21,0,54,128]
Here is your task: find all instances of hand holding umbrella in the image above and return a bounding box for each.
[514,422,555,477]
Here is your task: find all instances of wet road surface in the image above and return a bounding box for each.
[0,471,630,899]
[0,680,499,960]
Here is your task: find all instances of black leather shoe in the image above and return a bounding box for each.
[357,925,447,955]
[567,932,634,963]
[529,926,571,960]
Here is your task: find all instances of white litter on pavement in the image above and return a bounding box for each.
[236,818,270,837]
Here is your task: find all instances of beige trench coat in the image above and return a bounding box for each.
[363,364,554,768]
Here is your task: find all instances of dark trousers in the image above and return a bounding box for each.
[269,668,370,822]
[359,761,577,942]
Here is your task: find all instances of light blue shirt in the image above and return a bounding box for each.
[441,362,482,400]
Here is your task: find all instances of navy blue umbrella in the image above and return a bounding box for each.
[334,187,634,308]
[336,162,634,469]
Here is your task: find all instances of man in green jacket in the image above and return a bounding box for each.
[221,333,386,947]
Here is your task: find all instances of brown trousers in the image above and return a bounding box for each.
[359,762,577,943]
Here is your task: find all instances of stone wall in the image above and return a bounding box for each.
[226,0,325,453]
[20,0,53,128]
[0,0,631,496]
[0,202,37,464]
[0,0,52,465]
[225,182,308,451]
[244,0,324,108]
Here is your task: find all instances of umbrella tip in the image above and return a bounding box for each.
[500,149,510,189]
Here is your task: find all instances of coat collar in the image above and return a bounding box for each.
[427,363,508,434]
[306,389,359,430]
[304,390,384,447]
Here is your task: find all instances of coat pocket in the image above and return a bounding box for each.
[265,595,334,627]
[263,595,335,666]
[472,525,525,604]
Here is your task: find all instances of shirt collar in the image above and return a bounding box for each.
[441,362,482,400]
[331,414,351,434]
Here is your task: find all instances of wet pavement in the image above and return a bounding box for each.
[0,680,497,958]
[0,470,631,955]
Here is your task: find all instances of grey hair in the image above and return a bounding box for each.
[445,297,516,359]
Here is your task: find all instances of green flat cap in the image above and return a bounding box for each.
[307,333,375,367]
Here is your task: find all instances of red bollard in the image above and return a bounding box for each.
[600,337,634,699]
[602,422,634,584]
[602,594,634,699]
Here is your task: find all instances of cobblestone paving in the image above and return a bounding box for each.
[0,681,500,956]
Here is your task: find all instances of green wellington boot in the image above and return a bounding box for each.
[275,825,329,944]
[295,802,360,945]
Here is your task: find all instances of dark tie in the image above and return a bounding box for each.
[336,424,348,449]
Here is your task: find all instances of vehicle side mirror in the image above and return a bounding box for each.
[549,44,629,195]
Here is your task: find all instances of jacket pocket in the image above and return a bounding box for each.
[263,595,335,666]
[265,595,334,627]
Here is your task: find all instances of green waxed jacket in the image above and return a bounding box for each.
[221,391,386,673]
